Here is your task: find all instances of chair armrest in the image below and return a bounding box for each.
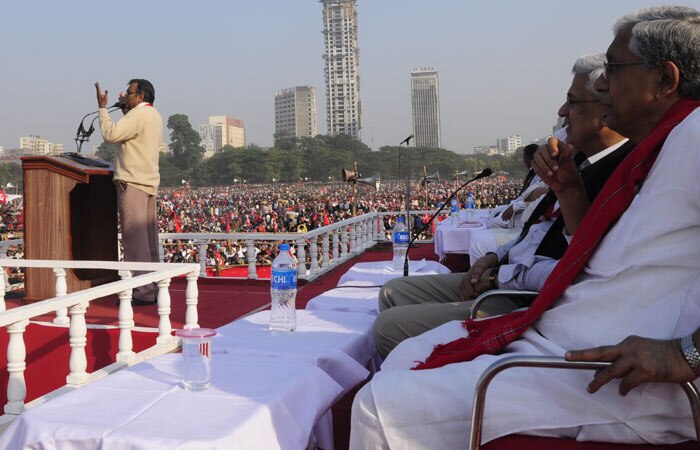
[469,290,539,320]
[468,355,700,450]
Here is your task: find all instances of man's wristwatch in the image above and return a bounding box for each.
[488,267,499,290]
[680,334,700,376]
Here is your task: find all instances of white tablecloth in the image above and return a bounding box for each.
[0,354,342,450]
[305,285,381,316]
[433,218,486,259]
[215,310,375,393]
[337,260,451,287]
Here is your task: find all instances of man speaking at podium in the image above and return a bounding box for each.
[95,79,163,305]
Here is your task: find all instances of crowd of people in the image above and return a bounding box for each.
[0,174,526,270]
[156,176,523,235]
[156,176,524,267]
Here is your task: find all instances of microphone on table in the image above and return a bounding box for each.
[403,168,493,276]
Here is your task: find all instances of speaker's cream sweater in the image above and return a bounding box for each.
[99,103,163,196]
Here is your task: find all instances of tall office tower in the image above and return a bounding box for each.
[321,0,362,139]
[411,67,442,148]
[275,86,318,139]
[199,116,245,158]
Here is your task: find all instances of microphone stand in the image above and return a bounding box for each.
[403,168,492,276]
[74,105,120,154]
[401,136,413,246]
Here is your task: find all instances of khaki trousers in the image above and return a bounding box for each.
[117,183,159,301]
[373,273,518,358]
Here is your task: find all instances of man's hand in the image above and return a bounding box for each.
[460,253,498,300]
[95,82,109,108]
[500,205,514,221]
[566,335,696,396]
[532,137,583,196]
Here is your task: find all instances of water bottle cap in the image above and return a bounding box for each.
[397,216,405,222]
[279,243,290,250]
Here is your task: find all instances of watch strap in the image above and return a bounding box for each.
[680,334,700,376]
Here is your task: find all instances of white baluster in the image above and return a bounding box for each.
[331,230,339,266]
[361,221,368,248]
[158,237,165,262]
[156,278,173,344]
[0,265,6,313]
[349,224,356,255]
[376,214,382,243]
[245,239,257,279]
[66,301,89,385]
[184,269,200,329]
[296,238,307,278]
[5,319,29,414]
[340,227,348,259]
[309,238,319,275]
[116,270,135,363]
[53,268,69,325]
[198,241,208,278]
[321,233,330,268]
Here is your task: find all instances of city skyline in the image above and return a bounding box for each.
[0,0,692,155]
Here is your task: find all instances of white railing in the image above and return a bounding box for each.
[0,210,448,283]
[0,259,199,430]
[159,210,446,281]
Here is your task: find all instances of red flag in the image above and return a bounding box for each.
[173,214,182,233]
[0,189,7,205]
[226,216,231,233]
[323,211,330,226]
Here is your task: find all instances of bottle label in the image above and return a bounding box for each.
[451,205,459,213]
[393,230,409,244]
[271,268,297,290]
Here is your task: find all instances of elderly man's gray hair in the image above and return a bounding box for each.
[572,53,606,94]
[613,5,699,34]
[632,16,700,99]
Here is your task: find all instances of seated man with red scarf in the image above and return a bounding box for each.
[351,6,700,448]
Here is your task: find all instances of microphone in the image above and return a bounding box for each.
[400,134,414,146]
[112,101,126,109]
[74,104,122,153]
[403,168,493,276]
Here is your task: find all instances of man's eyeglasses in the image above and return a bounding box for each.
[566,96,599,106]
[126,91,138,96]
[604,61,645,78]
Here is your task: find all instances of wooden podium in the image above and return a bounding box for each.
[22,155,119,302]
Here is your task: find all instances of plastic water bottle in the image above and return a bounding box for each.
[465,193,476,220]
[392,216,409,270]
[270,243,297,333]
[450,198,460,225]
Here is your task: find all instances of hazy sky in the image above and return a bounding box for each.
[1,0,696,155]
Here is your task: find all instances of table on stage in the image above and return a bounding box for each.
[0,309,377,450]
[433,212,489,260]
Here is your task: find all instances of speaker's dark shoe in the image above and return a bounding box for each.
[131,298,157,306]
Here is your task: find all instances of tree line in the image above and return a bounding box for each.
[95,113,530,187]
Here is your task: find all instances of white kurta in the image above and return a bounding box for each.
[350,109,700,448]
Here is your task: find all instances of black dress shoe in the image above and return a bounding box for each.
[131,298,157,306]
